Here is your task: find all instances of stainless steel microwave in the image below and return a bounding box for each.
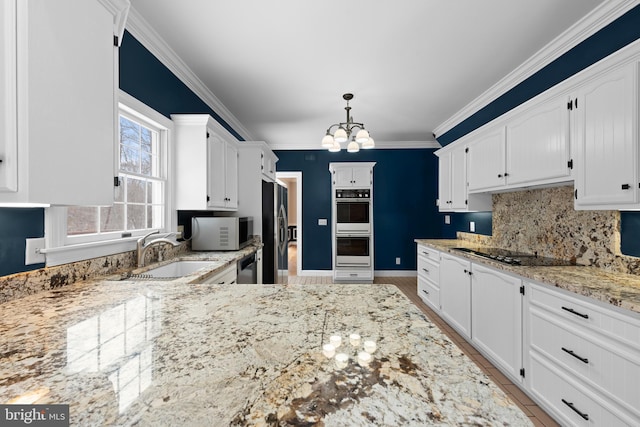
[191,217,253,251]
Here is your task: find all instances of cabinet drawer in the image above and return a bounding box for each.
[334,270,373,280]
[417,256,439,283]
[530,307,640,415]
[418,276,440,312]
[530,352,637,426]
[202,264,237,284]
[417,244,439,262]
[529,282,640,348]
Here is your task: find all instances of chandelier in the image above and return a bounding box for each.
[321,93,374,153]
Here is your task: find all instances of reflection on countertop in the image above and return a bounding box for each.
[0,280,532,426]
[416,238,640,315]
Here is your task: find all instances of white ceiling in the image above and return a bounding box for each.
[129,0,608,150]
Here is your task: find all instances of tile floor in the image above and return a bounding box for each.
[285,246,558,426]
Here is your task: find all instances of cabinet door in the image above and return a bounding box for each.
[471,263,523,381]
[574,62,638,208]
[467,127,506,192]
[438,152,452,210]
[0,0,17,192]
[207,132,226,208]
[506,97,570,186]
[333,168,354,187]
[351,166,372,187]
[225,142,238,208]
[439,253,472,339]
[450,147,468,210]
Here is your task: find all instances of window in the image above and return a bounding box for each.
[45,91,174,265]
[66,112,166,241]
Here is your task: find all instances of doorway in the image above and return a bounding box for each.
[276,172,302,277]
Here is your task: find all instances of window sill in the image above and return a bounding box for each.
[42,237,140,267]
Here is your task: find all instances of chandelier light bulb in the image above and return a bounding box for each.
[347,139,360,153]
[362,137,375,149]
[355,129,370,143]
[329,140,341,152]
[322,134,334,148]
[334,128,348,143]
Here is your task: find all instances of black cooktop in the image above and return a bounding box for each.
[452,247,578,267]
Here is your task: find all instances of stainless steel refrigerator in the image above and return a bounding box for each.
[262,181,288,284]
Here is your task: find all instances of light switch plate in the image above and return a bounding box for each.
[470,221,476,232]
[318,218,328,226]
[25,237,46,265]
[444,215,450,225]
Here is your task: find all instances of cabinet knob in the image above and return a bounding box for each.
[622,183,631,190]
[504,172,509,177]
[498,174,503,178]
[422,289,429,295]
[422,268,429,273]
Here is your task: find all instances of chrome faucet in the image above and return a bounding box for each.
[137,230,181,267]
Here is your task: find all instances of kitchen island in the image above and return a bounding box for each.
[0,280,531,426]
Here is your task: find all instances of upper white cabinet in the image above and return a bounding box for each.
[466,127,507,192]
[0,0,129,205]
[505,95,571,186]
[172,114,239,211]
[437,144,491,212]
[330,163,373,188]
[237,141,279,236]
[573,61,639,210]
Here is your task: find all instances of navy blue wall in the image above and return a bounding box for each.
[438,5,640,255]
[0,209,45,276]
[275,149,441,271]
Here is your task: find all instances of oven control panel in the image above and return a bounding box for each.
[336,189,370,199]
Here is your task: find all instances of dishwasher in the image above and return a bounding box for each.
[237,252,258,284]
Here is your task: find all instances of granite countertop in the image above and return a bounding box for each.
[415,239,640,316]
[0,280,532,426]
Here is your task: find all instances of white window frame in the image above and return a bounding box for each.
[44,91,176,266]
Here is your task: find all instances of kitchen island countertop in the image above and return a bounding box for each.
[416,238,640,315]
[0,280,532,426]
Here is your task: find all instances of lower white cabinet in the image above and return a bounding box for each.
[422,246,640,426]
[201,264,236,284]
[471,263,523,382]
[439,253,472,339]
[525,281,640,425]
[416,244,440,312]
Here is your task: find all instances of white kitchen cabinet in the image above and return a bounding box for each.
[0,0,129,205]
[237,141,279,236]
[466,126,506,192]
[439,253,472,339]
[436,144,491,212]
[471,263,523,382]
[330,163,374,188]
[505,95,571,186]
[525,280,640,425]
[172,114,239,211]
[573,61,639,210]
[261,148,278,182]
[416,244,440,312]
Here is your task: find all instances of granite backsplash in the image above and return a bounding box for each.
[484,185,640,275]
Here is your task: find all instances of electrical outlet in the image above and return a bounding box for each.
[177,225,184,239]
[396,257,401,265]
[470,221,476,232]
[444,215,450,225]
[25,237,46,265]
[318,218,327,226]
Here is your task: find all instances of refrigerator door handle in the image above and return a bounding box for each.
[278,204,288,254]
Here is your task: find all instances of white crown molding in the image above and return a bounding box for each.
[267,140,441,151]
[434,0,639,138]
[124,7,254,141]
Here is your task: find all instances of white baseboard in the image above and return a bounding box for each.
[298,270,333,276]
[374,270,417,277]
[297,270,417,277]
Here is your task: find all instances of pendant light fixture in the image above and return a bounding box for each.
[321,93,374,153]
